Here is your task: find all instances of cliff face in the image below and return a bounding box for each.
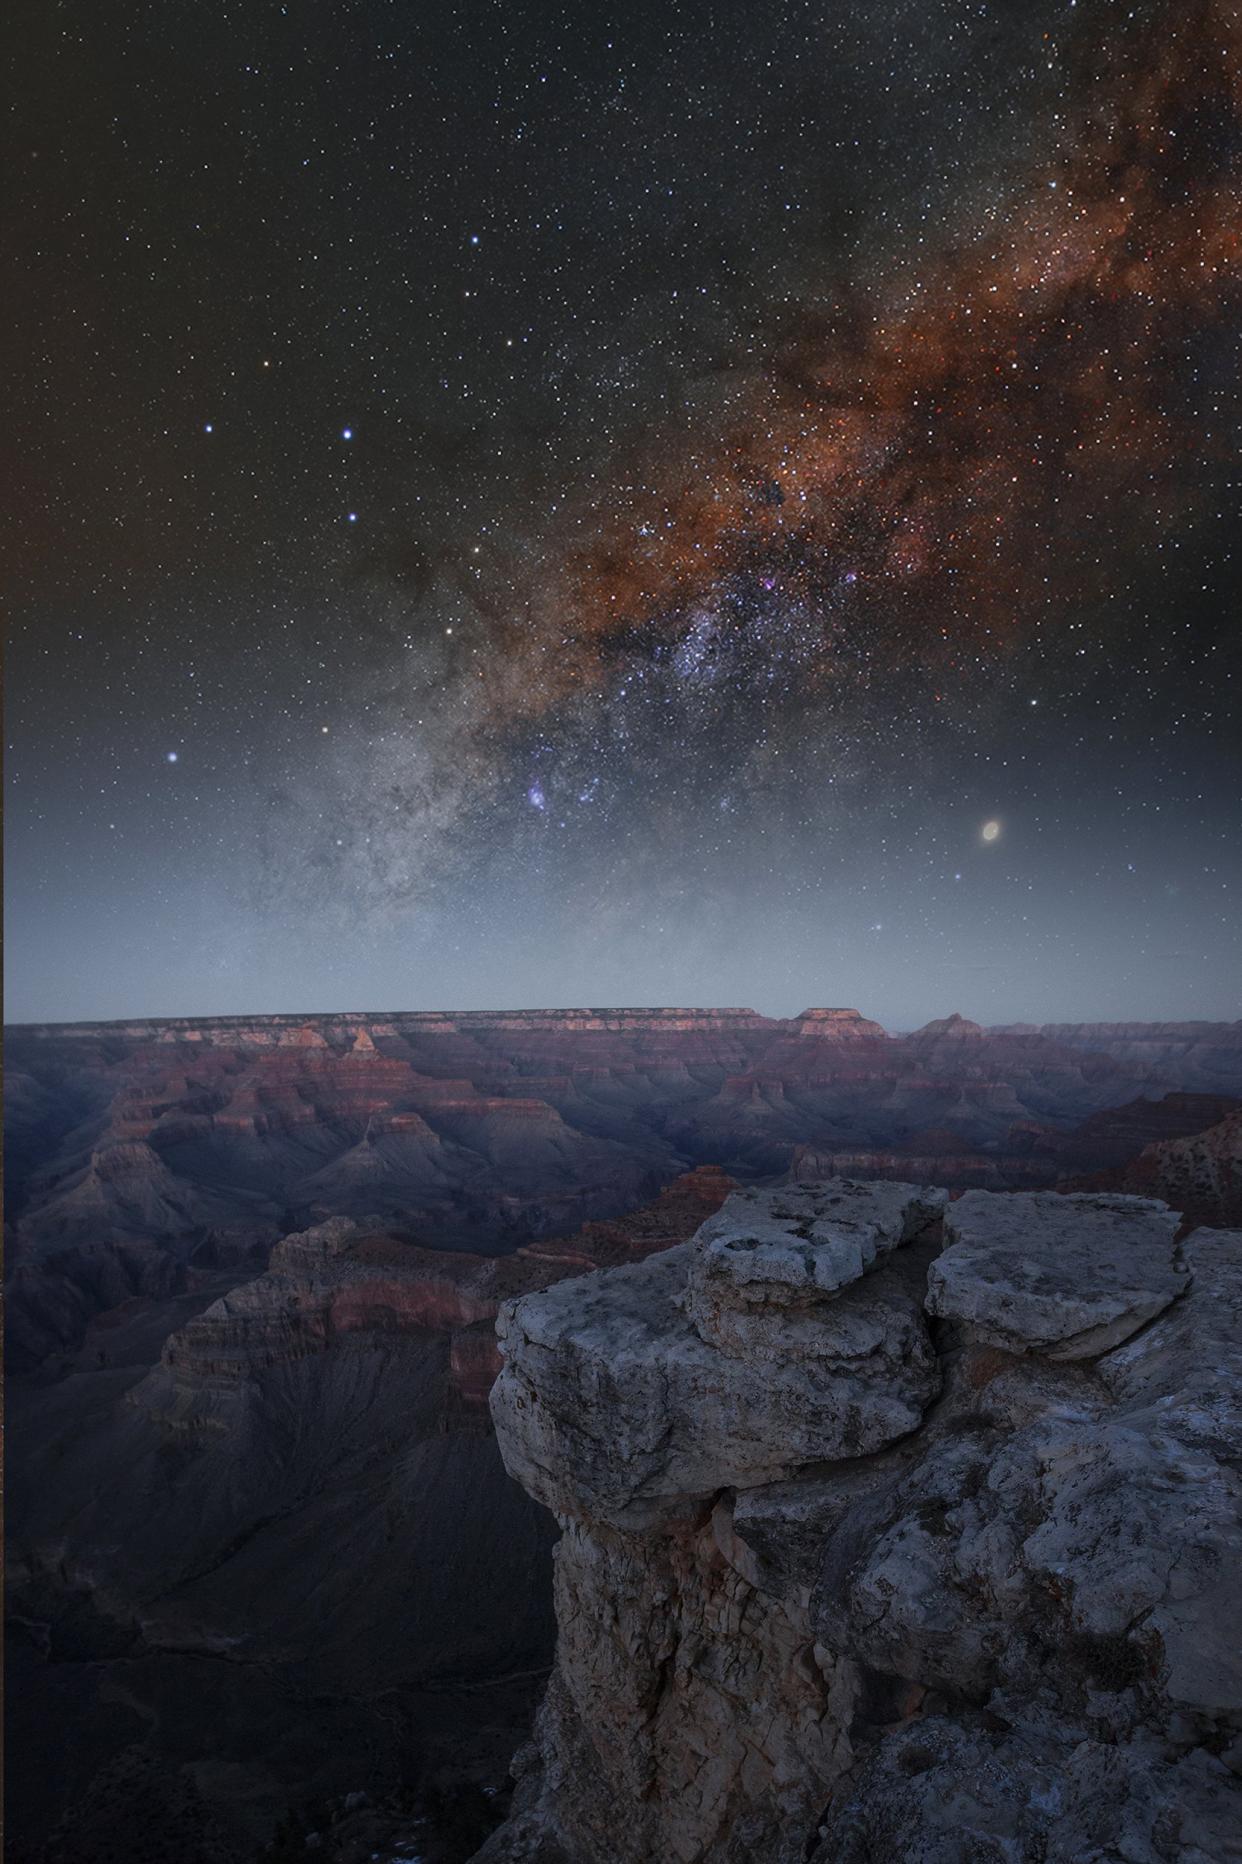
[782,1089,1242,1205]
[143,1169,736,1432]
[1067,1109,1242,1230]
[6,1172,734,1862]
[992,1021,1242,1093]
[480,1181,1242,1864]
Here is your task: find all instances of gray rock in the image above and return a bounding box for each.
[491,1220,939,1529]
[689,1179,946,1306]
[926,1189,1187,1358]
[812,1721,1242,1864]
[477,1187,1242,1864]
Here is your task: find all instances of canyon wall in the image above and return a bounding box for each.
[10,1006,1241,1370]
[993,1021,1242,1094]
[480,1181,1242,1863]
[9,1008,1242,1858]
[5,1173,734,1862]
[1066,1108,1242,1231]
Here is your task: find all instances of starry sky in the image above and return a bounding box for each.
[6,0,1241,1026]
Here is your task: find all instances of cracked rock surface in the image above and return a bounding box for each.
[491,1181,945,1530]
[927,1188,1188,1358]
[476,1184,1242,1864]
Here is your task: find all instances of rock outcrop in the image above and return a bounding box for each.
[786,1008,889,1040]
[912,1011,986,1040]
[479,1182,1242,1864]
[926,1189,1187,1359]
[495,1182,946,1531]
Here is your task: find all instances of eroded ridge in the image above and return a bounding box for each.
[479,1182,1241,1864]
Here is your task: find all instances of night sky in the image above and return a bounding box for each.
[7,0,1241,1027]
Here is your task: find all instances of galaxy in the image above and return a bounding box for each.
[6,0,1241,1022]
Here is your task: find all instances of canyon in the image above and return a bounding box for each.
[9,1006,1242,1373]
[6,1007,1242,1862]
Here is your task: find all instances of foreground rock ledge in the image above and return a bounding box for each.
[475,1182,1242,1864]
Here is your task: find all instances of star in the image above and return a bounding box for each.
[166,751,179,764]
[981,820,1001,843]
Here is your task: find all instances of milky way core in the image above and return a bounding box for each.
[6,0,1241,1023]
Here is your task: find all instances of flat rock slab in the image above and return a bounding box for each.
[926,1190,1186,1359]
[687,1180,947,1321]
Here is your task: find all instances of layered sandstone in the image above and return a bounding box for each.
[515,1165,735,1271]
[10,1008,1242,1373]
[994,1020,1242,1093]
[479,1183,1241,1864]
[141,1170,737,1431]
[789,1090,1242,1205]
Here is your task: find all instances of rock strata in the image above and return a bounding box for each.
[1069,1106,1242,1230]
[5,1171,737,1862]
[478,1182,1242,1864]
[11,1010,1242,1368]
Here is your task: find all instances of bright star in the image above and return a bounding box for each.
[166,751,179,763]
[341,427,353,440]
[981,819,1001,843]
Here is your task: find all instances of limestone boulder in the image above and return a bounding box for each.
[685,1179,946,1359]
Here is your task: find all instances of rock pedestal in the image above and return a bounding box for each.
[478,1183,1242,1864]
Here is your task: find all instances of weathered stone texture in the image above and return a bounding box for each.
[477,1186,1242,1864]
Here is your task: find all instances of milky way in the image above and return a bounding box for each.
[455,1,1240,784]
[7,0,1241,1022]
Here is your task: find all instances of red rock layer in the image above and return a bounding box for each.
[146,1168,739,1427]
[10,1009,1242,1371]
[1064,1109,1242,1229]
[516,1165,737,1270]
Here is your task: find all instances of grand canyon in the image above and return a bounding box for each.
[14,0,1242,1854]
[6,1006,1242,1861]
